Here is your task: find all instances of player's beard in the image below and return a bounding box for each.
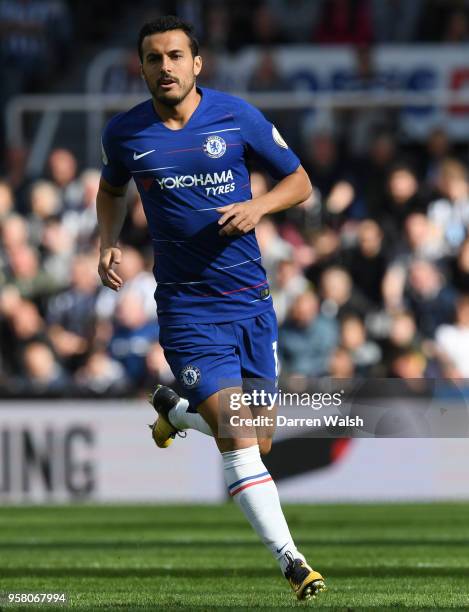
[150,74,196,107]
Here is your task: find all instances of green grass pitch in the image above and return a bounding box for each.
[0,502,468,610]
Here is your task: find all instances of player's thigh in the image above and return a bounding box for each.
[237,308,279,392]
[159,321,241,413]
[237,309,279,449]
[197,388,258,453]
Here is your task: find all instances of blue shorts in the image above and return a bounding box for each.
[159,309,279,409]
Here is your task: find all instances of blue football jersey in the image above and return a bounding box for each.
[101,87,300,325]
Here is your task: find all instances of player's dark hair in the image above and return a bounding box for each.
[138,15,199,62]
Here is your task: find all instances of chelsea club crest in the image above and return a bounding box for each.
[203,135,227,158]
[180,364,201,387]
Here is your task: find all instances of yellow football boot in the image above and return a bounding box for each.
[284,553,326,601]
[148,385,182,448]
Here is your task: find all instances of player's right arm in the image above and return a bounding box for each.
[97,178,128,291]
[97,118,132,291]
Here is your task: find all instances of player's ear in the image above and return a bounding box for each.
[194,55,202,77]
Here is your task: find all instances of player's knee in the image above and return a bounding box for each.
[258,438,272,456]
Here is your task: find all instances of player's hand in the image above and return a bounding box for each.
[98,246,123,291]
[216,201,264,236]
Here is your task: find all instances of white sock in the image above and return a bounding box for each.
[222,444,304,574]
[168,397,213,437]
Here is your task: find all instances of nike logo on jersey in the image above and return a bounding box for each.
[133,149,155,160]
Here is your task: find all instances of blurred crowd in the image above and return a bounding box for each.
[153,0,469,48]
[101,0,469,97]
[0,148,162,396]
[4,0,469,101]
[1,120,469,396]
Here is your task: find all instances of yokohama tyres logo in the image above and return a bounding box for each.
[156,169,234,190]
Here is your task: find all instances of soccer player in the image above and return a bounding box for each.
[96,15,325,601]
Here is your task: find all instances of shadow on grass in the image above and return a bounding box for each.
[1,538,468,550]
[3,517,467,531]
[1,520,252,531]
[1,566,468,578]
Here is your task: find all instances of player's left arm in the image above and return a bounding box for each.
[217,165,312,236]
[217,101,311,237]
